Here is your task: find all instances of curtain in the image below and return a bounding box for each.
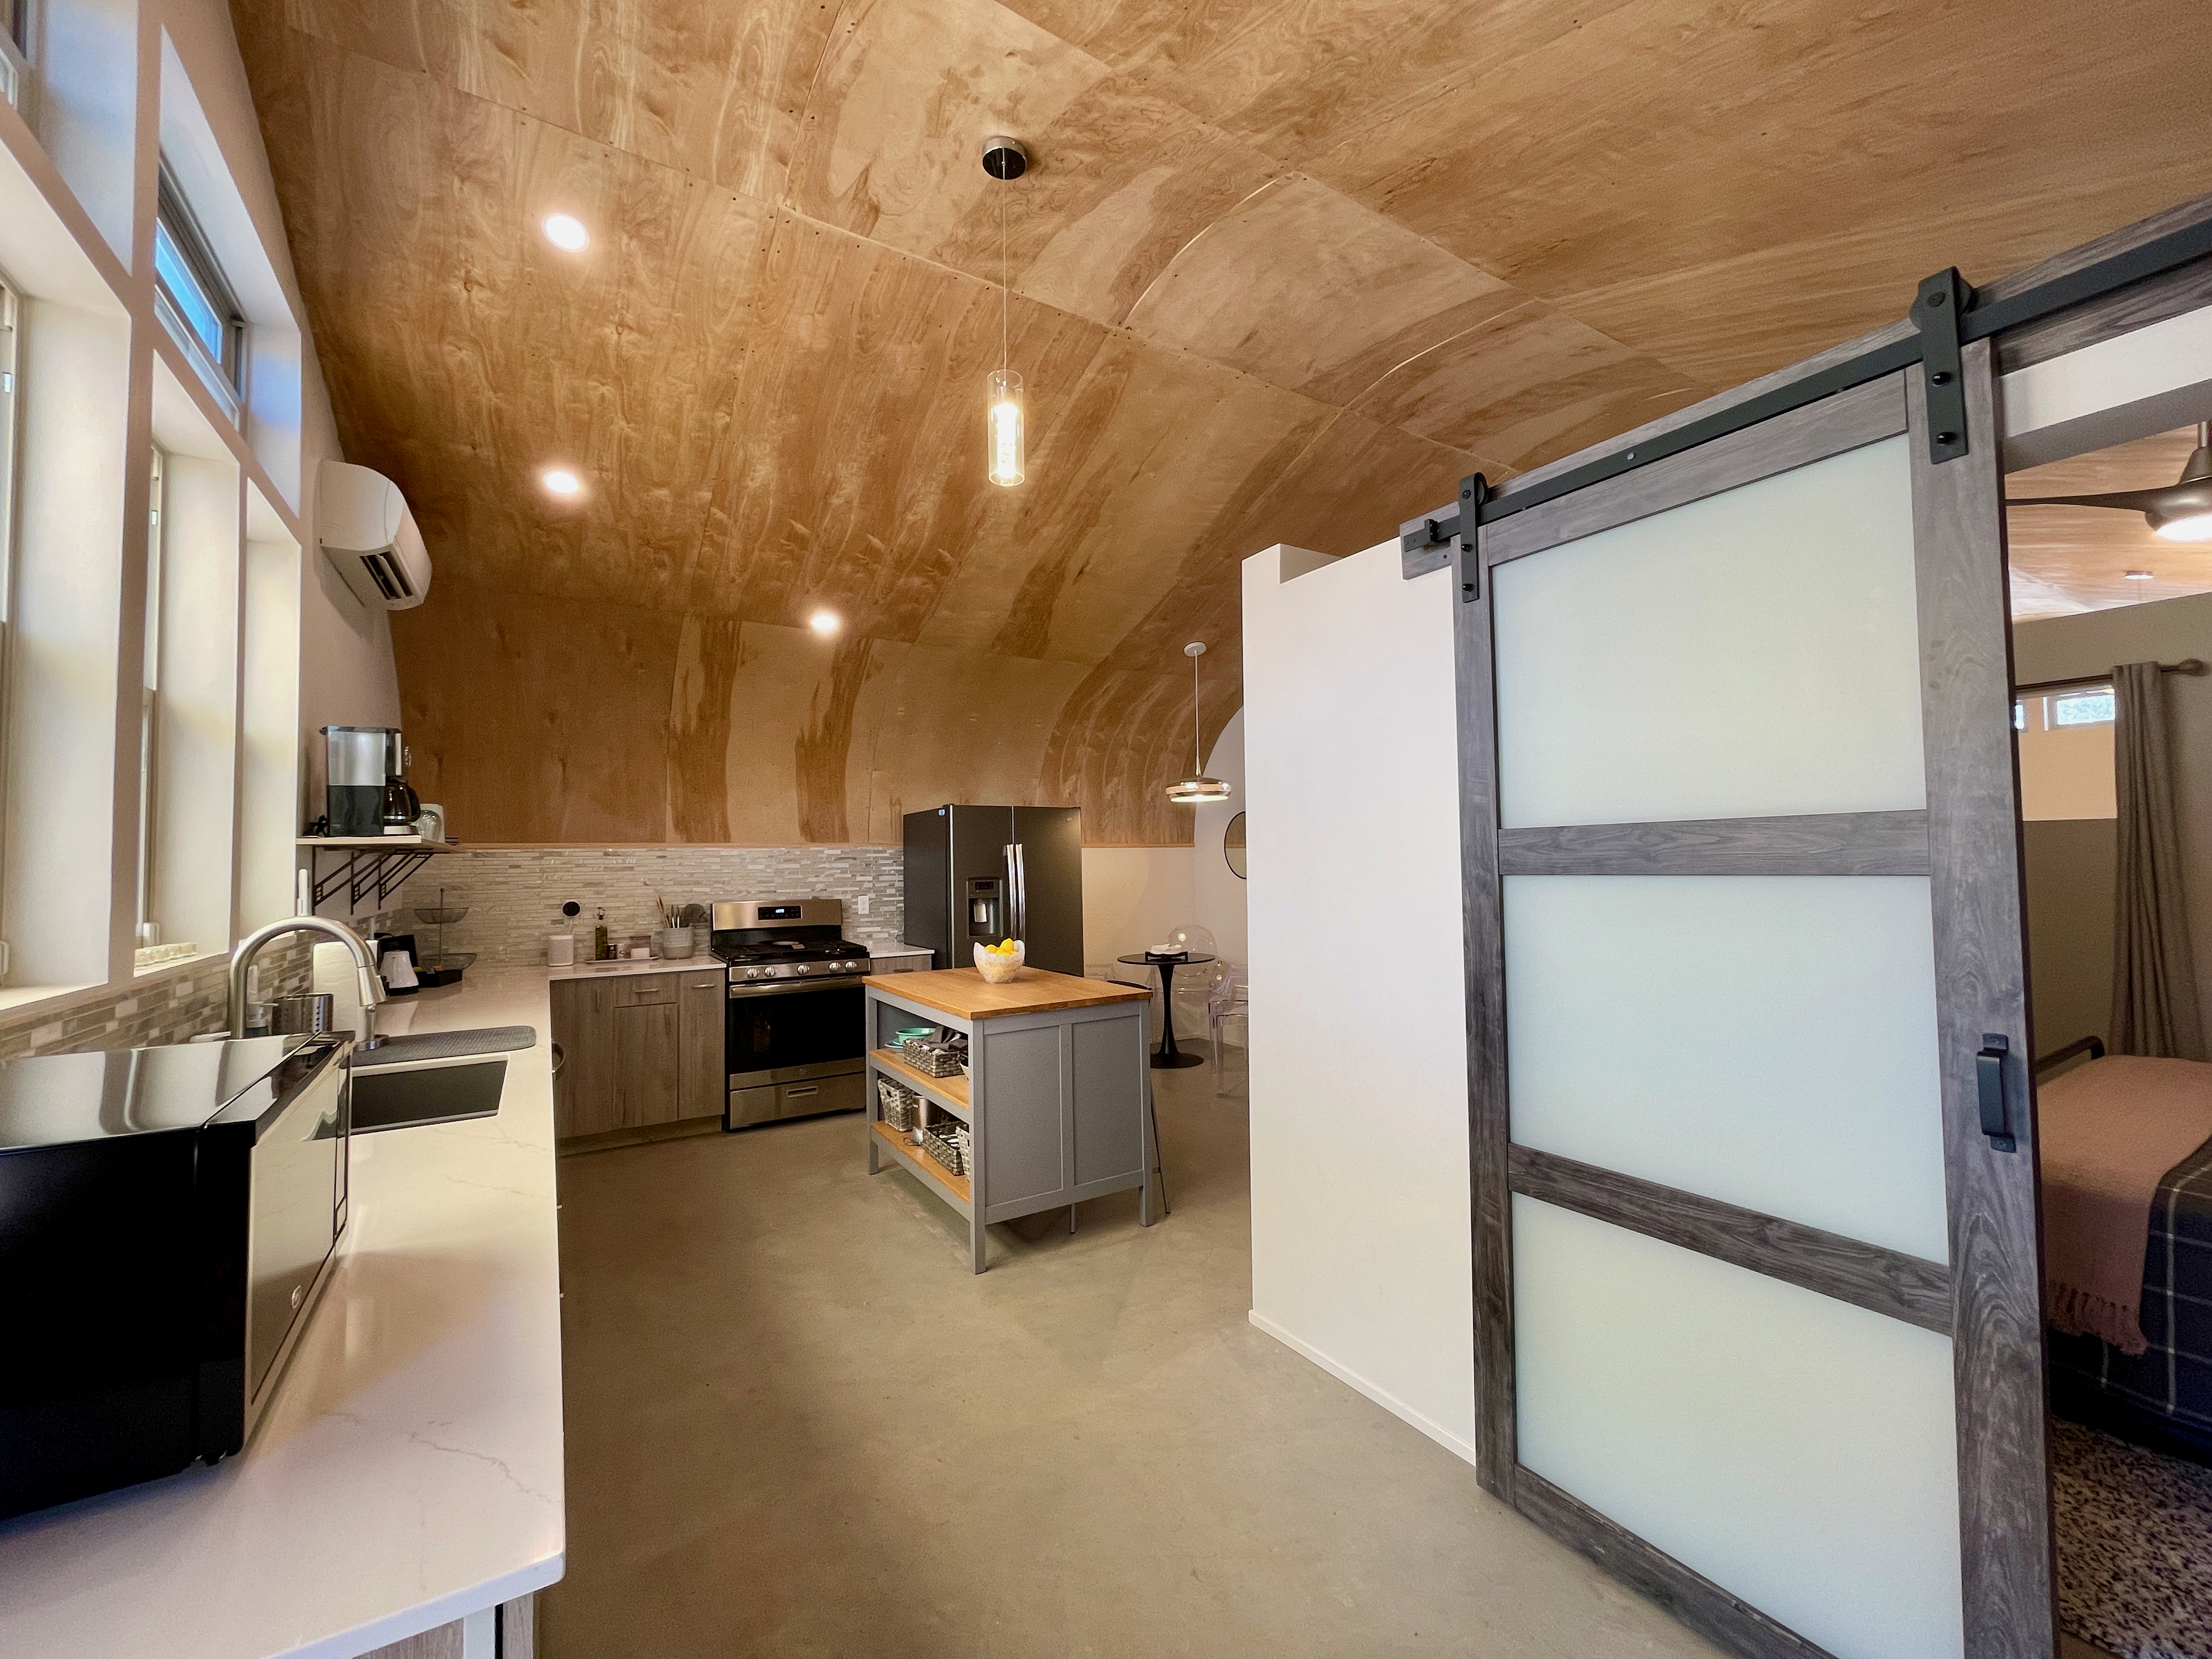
[2109,660,2205,1059]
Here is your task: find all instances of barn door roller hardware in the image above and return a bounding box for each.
[1401,211,2212,575]
[1915,267,1971,465]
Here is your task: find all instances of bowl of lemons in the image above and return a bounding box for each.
[974,938,1025,984]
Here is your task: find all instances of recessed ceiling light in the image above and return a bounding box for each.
[809,609,841,635]
[541,468,582,496]
[541,213,590,252]
[2124,569,2155,579]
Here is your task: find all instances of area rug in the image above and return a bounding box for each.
[2055,1417,2212,1657]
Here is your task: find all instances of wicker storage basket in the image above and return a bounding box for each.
[876,1076,919,1132]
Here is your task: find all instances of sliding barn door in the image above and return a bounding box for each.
[1458,344,2049,1659]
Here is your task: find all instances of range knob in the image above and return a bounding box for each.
[796,964,811,975]
[744,966,761,978]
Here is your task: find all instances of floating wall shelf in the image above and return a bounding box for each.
[296,836,464,909]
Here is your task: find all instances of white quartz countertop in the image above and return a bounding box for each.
[0,969,566,1658]
[546,952,719,980]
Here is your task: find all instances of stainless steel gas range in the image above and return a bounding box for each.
[711,899,874,1130]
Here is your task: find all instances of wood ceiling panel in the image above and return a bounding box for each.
[256,0,832,201]
[1121,173,1523,400]
[234,0,2212,845]
[1550,166,2212,392]
[1347,301,1707,472]
[1306,0,2212,304]
[396,580,686,843]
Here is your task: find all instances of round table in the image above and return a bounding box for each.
[1117,952,1216,1069]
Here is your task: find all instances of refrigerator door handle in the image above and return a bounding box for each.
[1005,843,1018,941]
[1014,843,1029,941]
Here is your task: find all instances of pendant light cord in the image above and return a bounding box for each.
[1000,181,1008,372]
[1192,651,1202,771]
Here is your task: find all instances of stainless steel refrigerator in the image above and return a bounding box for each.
[902,806,1084,975]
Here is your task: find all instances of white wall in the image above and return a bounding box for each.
[1192,708,1247,972]
[1081,845,1194,1035]
[1244,539,1474,1464]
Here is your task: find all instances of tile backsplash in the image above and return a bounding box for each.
[0,938,313,1059]
[392,846,909,968]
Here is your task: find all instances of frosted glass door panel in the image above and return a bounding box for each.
[1493,436,1924,830]
[1505,874,1946,1260]
[1515,1197,1963,1659]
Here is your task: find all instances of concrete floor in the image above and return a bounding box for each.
[542,1053,1725,1658]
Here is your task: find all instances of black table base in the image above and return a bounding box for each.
[1118,952,1216,1070]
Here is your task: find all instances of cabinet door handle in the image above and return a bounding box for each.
[786,1086,819,1099]
[551,1042,566,1078]
[1977,1034,2014,1152]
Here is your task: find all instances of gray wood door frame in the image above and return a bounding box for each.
[1452,349,2051,1659]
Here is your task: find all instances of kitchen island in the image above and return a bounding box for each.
[0,969,564,1659]
[865,967,1156,1272]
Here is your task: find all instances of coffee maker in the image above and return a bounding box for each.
[323,726,417,837]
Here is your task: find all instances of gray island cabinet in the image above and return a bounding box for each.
[862,967,1156,1272]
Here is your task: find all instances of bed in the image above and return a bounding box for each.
[2041,1045,2212,1464]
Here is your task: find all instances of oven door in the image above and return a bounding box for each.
[725,980,866,1087]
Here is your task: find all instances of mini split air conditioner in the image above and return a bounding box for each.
[317,460,432,611]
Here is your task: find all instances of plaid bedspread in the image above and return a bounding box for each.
[2050,1133,2212,1460]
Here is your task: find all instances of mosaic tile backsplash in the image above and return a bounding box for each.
[0,939,313,1059]
[393,846,909,968]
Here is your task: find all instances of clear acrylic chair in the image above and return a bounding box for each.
[1206,964,1248,1095]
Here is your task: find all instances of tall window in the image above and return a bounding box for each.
[0,0,29,111]
[136,449,164,953]
[2015,682,2117,821]
[153,159,246,417]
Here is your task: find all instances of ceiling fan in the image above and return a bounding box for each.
[2007,422,2212,542]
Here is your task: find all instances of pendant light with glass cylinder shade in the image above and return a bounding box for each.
[1167,642,1231,804]
[982,136,1026,487]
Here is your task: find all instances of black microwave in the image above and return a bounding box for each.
[0,1034,349,1521]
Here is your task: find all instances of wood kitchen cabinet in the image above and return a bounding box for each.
[551,967,726,1139]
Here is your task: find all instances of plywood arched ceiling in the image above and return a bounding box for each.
[229,0,2212,844]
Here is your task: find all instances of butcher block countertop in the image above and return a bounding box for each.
[871,967,1151,1020]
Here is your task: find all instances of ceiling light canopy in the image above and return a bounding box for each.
[2010,421,2212,543]
[540,467,582,496]
[809,608,841,634]
[542,213,589,251]
[1167,641,1231,805]
[2124,569,2156,580]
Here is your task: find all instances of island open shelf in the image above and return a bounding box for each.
[864,968,1156,1273]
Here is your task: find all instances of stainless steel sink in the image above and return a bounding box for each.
[350,1058,507,1135]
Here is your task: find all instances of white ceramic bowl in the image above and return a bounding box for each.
[974,940,1025,983]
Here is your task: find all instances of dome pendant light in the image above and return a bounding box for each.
[1167,642,1232,805]
[983,136,1026,487]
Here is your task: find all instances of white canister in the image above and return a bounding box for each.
[547,933,575,967]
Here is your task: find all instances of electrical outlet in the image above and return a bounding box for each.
[855,894,871,915]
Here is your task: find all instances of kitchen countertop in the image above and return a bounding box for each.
[0,968,565,1658]
[870,966,1152,1020]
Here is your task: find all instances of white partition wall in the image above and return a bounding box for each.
[1243,539,1474,1460]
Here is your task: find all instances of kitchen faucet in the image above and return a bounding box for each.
[228,915,387,1046]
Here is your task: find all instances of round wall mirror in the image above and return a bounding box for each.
[1224,811,1247,879]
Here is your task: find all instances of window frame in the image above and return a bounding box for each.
[153,157,247,417]
[0,272,16,973]
[135,446,163,952]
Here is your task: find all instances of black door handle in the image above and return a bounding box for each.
[1977,1034,2015,1152]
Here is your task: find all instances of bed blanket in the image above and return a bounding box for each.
[2040,1055,2212,1355]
